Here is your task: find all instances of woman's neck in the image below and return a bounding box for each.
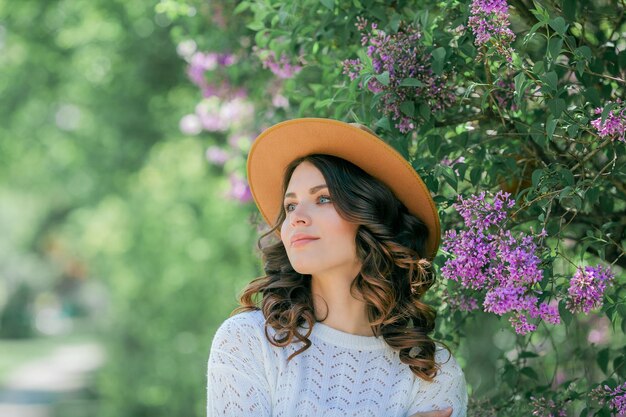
[310,271,374,337]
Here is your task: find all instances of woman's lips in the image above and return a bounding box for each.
[291,238,319,247]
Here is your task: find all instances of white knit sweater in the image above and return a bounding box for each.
[206,310,468,417]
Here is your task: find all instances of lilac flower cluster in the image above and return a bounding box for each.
[591,382,626,416]
[342,17,456,133]
[468,0,516,62]
[181,46,257,204]
[566,265,615,314]
[442,289,479,312]
[253,47,302,79]
[493,77,518,111]
[227,173,253,203]
[441,191,560,335]
[187,51,237,97]
[591,101,626,142]
[205,146,230,166]
[529,396,568,417]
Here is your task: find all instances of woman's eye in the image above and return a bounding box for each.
[284,195,332,212]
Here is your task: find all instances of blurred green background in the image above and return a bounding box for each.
[1,1,622,417]
[0,1,259,416]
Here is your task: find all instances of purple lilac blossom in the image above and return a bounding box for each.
[566,265,615,314]
[342,59,363,81]
[493,77,518,111]
[342,17,456,133]
[272,93,289,109]
[443,289,479,312]
[468,0,516,62]
[441,191,559,335]
[529,396,568,417]
[186,51,236,98]
[194,96,254,133]
[591,382,626,416]
[255,48,302,79]
[205,146,230,166]
[228,174,253,202]
[591,102,626,142]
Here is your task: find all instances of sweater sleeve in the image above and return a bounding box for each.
[405,346,468,417]
[206,312,272,417]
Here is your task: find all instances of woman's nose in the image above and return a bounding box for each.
[289,203,311,226]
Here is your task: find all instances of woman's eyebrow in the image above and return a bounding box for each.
[284,184,328,199]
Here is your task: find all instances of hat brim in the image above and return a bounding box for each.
[246,118,440,259]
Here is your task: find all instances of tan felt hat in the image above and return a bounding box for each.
[246,118,441,259]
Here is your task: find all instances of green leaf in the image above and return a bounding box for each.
[614,355,626,378]
[520,366,539,380]
[314,98,334,109]
[418,103,431,120]
[532,169,544,188]
[523,21,546,45]
[440,165,458,191]
[548,37,564,60]
[559,300,573,326]
[431,47,446,75]
[234,2,250,14]
[549,17,569,36]
[576,45,592,61]
[400,78,424,87]
[400,101,415,117]
[519,351,540,359]
[246,20,266,31]
[567,124,579,137]
[427,135,440,157]
[514,72,527,106]
[546,116,557,141]
[470,167,482,185]
[558,168,575,186]
[254,29,270,47]
[531,1,550,23]
[563,0,577,21]
[541,71,558,92]
[598,348,610,374]
[376,71,390,86]
[390,13,401,33]
[375,116,390,131]
[502,363,517,387]
[320,0,335,10]
[548,98,566,118]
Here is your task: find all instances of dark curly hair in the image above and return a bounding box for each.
[232,154,449,382]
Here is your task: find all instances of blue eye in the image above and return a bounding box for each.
[284,195,332,212]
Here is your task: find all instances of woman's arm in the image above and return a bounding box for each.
[206,313,272,417]
[408,408,453,417]
[405,348,468,417]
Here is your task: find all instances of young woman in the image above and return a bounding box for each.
[206,118,468,417]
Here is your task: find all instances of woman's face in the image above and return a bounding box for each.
[281,161,361,278]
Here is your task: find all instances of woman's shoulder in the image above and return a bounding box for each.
[432,343,466,381]
[211,309,268,349]
[214,309,266,335]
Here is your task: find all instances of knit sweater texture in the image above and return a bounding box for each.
[207,310,468,417]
